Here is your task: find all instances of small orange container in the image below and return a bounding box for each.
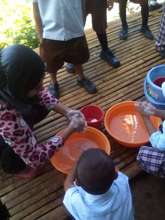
[104,101,161,148]
[50,126,111,174]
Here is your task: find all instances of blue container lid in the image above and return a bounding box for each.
[144,79,165,110]
[146,64,165,91]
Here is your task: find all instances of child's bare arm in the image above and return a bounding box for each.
[154,109,165,120]
[142,115,157,135]
[64,165,76,192]
[136,101,165,120]
[33,2,43,42]
[135,102,157,135]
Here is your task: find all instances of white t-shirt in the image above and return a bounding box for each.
[63,172,134,220]
[150,120,165,151]
[33,0,85,41]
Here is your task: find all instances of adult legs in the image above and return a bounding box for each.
[97,33,121,67]
[40,39,63,98]
[139,0,154,39]
[90,2,120,67]
[66,36,97,94]
[156,8,165,58]
[149,0,162,11]
[61,64,97,95]
[76,64,97,94]
[66,0,120,72]
[119,0,129,40]
[48,71,60,98]
[119,0,154,40]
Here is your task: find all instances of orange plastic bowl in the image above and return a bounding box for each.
[104,101,161,148]
[50,126,111,174]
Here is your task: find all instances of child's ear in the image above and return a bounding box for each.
[114,169,118,180]
[115,166,119,172]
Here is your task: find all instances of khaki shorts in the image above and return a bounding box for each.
[40,36,89,73]
[85,0,107,34]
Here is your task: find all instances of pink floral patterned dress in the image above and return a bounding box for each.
[0,88,63,169]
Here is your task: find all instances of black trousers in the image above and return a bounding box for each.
[119,0,149,28]
[0,136,26,174]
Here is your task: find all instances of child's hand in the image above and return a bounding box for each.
[69,115,86,132]
[67,110,84,121]
[107,0,114,10]
[135,101,156,116]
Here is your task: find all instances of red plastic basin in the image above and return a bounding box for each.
[80,105,104,129]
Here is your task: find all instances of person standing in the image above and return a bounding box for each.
[118,0,154,40]
[156,7,165,58]
[66,0,120,74]
[33,0,97,98]
[149,0,162,11]
[0,45,86,179]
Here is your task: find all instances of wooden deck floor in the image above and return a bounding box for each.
[0,9,164,220]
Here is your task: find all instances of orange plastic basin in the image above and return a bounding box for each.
[104,101,161,148]
[50,126,111,174]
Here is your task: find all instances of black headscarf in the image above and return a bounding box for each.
[0,45,48,127]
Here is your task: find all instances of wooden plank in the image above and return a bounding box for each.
[18,198,63,220]
[10,189,64,220]
[123,161,142,179]
[0,163,53,197]
[38,206,68,220]
[2,173,64,207]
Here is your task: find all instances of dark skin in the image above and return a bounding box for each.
[28,81,86,142]
[64,165,77,192]
[135,101,165,135]
[141,114,157,135]
[33,2,90,84]
[64,163,119,192]
[118,0,149,30]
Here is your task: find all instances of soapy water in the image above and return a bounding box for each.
[62,138,98,161]
[54,138,98,173]
[109,111,149,143]
[154,77,165,87]
[90,118,98,123]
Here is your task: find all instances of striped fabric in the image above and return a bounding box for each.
[137,146,165,178]
[156,6,165,52]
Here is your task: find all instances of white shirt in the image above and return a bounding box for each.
[63,172,134,220]
[150,120,165,151]
[33,0,85,41]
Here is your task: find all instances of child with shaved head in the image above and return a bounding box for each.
[63,148,134,220]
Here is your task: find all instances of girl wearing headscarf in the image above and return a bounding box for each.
[0,45,85,179]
